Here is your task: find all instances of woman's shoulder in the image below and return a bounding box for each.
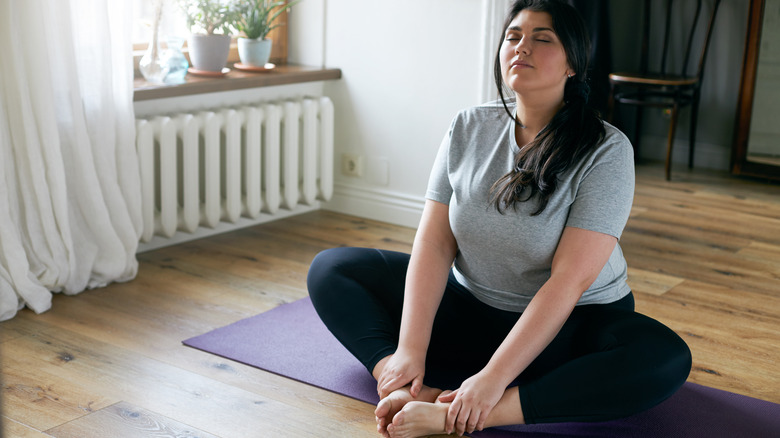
[601,120,631,144]
[452,100,513,126]
[592,120,634,163]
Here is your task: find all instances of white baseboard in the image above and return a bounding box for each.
[136,203,321,253]
[136,183,425,253]
[323,182,425,229]
[323,140,731,231]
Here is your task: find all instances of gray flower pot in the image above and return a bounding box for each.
[238,37,273,66]
[188,34,231,72]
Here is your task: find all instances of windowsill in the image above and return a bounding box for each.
[133,64,342,101]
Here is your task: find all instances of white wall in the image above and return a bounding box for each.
[130,1,752,237]
[128,1,752,249]
[290,0,483,227]
[289,0,751,229]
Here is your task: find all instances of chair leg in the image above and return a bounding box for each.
[607,83,616,123]
[665,104,680,181]
[633,106,644,160]
[688,90,701,169]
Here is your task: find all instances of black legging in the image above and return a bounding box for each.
[307,247,692,424]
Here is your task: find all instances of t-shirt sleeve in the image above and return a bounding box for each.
[425,125,454,205]
[566,131,635,239]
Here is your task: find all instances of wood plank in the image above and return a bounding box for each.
[633,182,780,221]
[690,190,780,220]
[635,282,779,402]
[634,164,780,202]
[622,233,780,297]
[247,210,417,252]
[144,241,313,290]
[627,267,685,295]
[1,211,395,435]
[629,193,780,246]
[1,341,118,430]
[133,65,342,101]
[19,275,378,433]
[47,401,219,438]
[134,253,307,316]
[624,214,751,253]
[2,323,375,436]
[737,241,780,274]
[2,417,53,438]
[628,205,649,217]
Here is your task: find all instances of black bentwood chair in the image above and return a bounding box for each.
[607,0,722,181]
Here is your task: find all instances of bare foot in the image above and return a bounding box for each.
[376,386,442,437]
[376,386,414,437]
[387,400,450,438]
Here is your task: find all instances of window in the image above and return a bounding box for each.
[133,0,189,50]
[132,0,291,78]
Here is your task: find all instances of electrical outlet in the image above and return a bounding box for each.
[342,153,363,177]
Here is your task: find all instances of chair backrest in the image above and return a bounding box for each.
[639,0,722,79]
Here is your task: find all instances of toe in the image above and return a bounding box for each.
[392,408,406,426]
[375,398,392,418]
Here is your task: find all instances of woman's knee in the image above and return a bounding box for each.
[307,247,364,300]
[630,317,692,401]
[307,247,408,304]
[657,325,692,387]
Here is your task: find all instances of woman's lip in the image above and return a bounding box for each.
[512,60,532,68]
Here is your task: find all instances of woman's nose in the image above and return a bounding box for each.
[515,38,530,55]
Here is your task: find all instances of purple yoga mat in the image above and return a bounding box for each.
[184,297,780,438]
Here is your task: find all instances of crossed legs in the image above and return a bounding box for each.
[307,247,691,435]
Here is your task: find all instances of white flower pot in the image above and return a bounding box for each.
[188,34,231,72]
[238,37,273,67]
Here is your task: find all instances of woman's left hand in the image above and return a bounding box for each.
[437,370,506,435]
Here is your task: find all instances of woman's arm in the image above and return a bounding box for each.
[376,199,458,398]
[442,226,618,434]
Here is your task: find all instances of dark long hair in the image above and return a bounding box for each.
[490,0,605,215]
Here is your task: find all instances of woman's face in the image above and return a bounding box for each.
[500,10,571,100]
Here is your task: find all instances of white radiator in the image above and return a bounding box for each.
[135,97,334,245]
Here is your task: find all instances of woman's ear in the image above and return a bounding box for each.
[566,64,575,78]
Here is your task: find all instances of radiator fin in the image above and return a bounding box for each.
[135,97,334,243]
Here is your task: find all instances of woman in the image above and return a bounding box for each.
[307,1,692,437]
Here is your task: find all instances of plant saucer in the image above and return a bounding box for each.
[233,63,276,72]
[187,67,230,77]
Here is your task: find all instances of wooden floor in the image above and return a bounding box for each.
[2,164,779,437]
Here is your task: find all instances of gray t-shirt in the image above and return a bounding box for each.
[426,101,634,312]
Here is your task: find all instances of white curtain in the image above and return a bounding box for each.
[0,0,142,321]
[479,0,513,103]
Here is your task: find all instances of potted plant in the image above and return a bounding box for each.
[179,0,237,72]
[233,0,301,67]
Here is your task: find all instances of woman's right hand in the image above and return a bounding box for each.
[376,200,455,400]
[376,348,426,399]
